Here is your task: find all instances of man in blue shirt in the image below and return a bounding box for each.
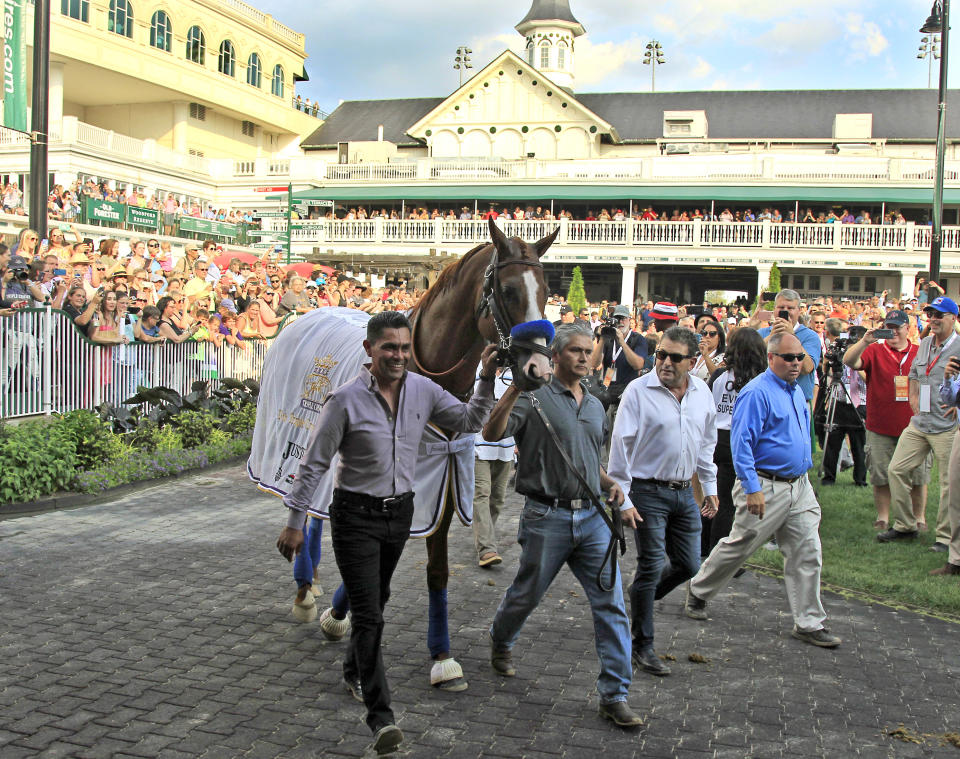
[755,289,821,404]
[684,332,841,648]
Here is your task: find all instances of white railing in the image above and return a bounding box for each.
[1,308,275,420]
[325,163,419,182]
[278,217,953,256]
[220,0,267,25]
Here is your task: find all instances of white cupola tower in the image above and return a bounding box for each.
[515,0,585,92]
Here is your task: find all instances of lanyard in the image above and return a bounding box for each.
[884,343,913,376]
[611,330,631,363]
[925,333,956,376]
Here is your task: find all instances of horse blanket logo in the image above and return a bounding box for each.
[247,307,476,536]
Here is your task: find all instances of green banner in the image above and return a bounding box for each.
[178,216,240,239]
[2,0,27,133]
[126,205,160,229]
[84,197,125,224]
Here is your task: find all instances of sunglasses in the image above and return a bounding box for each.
[772,352,806,363]
[700,330,719,337]
[197,267,209,271]
[147,243,160,248]
[655,349,694,363]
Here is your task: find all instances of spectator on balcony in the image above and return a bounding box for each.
[771,209,783,224]
[742,208,756,222]
[802,208,816,223]
[840,209,856,224]
[718,208,734,222]
[2,183,21,213]
[857,210,873,225]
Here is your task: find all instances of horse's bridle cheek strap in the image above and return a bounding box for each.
[509,339,552,360]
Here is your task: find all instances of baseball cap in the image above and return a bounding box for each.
[559,305,573,315]
[611,305,631,319]
[883,309,909,327]
[927,297,959,316]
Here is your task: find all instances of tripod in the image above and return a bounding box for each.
[817,363,866,483]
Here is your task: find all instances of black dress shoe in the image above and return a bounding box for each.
[876,527,918,543]
[930,542,949,553]
[632,648,671,676]
[342,675,363,702]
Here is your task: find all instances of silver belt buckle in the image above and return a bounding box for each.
[570,499,583,510]
[381,496,400,511]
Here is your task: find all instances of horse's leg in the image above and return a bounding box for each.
[319,581,352,641]
[425,475,468,691]
[291,518,320,622]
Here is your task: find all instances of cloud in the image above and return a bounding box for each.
[691,57,713,79]
[574,37,648,87]
[844,13,889,58]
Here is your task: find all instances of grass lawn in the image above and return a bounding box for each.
[747,453,960,619]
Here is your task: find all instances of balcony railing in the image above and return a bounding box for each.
[271,217,952,256]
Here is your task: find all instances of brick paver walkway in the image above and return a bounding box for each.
[2,466,959,758]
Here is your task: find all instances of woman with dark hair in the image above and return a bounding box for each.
[692,317,726,381]
[156,295,199,343]
[702,327,768,555]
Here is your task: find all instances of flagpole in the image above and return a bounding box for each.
[29,0,51,241]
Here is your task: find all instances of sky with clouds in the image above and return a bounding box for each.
[260,0,954,111]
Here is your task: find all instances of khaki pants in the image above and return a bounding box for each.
[689,475,827,632]
[888,423,953,541]
[946,432,960,565]
[473,458,512,559]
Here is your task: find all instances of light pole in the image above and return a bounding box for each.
[921,1,949,296]
[643,40,665,92]
[918,33,941,88]
[29,0,51,241]
[454,46,473,88]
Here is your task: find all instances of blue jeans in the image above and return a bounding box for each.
[629,481,702,651]
[490,498,632,704]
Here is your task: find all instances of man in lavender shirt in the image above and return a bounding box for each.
[277,311,499,756]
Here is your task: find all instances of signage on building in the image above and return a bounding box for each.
[126,206,160,230]
[1,0,27,133]
[85,198,125,223]
[178,216,240,238]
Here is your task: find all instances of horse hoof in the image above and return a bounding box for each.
[319,607,350,641]
[309,583,323,599]
[291,591,317,623]
[431,659,468,692]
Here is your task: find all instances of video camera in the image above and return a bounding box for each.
[598,316,619,339]
[824,326,866,375]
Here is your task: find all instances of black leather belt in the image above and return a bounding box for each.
[333,488,414,511]
[527,492,585,510]
[756,470,803,484]
[633,477,691,491]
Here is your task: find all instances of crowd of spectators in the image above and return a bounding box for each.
[0,229,423,349]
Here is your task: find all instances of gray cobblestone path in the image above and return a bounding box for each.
[1,466,959,758]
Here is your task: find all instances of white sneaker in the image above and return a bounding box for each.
[319,607,350,641]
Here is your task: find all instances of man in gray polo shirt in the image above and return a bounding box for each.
[880,296,960,550]
[482,323,644,728]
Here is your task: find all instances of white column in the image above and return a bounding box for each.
[620,263,637,307]
[899,269,920,300]
[756,264,772,297]
[172,102,189,154]
[635,270,649,304]
[49,61,65,134]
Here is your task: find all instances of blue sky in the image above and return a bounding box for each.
[260,0,955,111]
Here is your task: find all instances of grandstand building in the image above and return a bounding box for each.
[5,0,960,304]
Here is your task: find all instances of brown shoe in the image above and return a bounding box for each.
[928,562,960,576]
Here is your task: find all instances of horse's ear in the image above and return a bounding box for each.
[488,216,509,253]
[533,226,561,259]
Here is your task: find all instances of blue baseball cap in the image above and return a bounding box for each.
[927,297,959,316]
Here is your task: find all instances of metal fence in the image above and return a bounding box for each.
[1,308,276,420]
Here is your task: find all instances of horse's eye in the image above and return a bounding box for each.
[502,286,518,300]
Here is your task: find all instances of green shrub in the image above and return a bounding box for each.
[0,420,78,503]
[223,402,257,435]
[173,410,218,449]
[54,410,125,471]
[130,421,182,452]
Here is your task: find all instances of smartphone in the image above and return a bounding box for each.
[59,223,70,232]
[873,328,895,340]
[778,309,789,320]
[40,238,48,247]
[53,268,67,276]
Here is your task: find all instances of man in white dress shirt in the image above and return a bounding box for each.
[608,326,719,676]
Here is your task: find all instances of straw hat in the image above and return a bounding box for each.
[182,277,212,298]
[69,251,91,264]
[106,263,128,278]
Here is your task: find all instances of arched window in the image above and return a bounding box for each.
[150,11,172,52]
[539,40,550,69]
[108,0,133,38]
[247,53,262,88]
[557,41,567,69]
[271,65,284,97]
[218,40,235,77]
[61,0,89,22]
[186,25,205,64]
[526,42,534,66]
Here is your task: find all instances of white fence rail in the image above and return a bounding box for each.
[269,217,951,255]
[1,309,273,420]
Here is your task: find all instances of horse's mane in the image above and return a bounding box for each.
[411,241,491,319]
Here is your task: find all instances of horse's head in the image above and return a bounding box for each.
[481,217,559,391]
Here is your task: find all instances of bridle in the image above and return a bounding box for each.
[476,245,553,366]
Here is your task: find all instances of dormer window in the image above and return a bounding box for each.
[557,41,567,69]
[540,40,550,69]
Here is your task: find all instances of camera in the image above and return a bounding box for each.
[14,269,29,280]
[598,316,619,339]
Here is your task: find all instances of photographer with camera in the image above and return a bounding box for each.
[814,320,867,486]
[876,298,960,551]
[843,310,930,532]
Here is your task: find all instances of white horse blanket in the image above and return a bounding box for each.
[247,307,476,537]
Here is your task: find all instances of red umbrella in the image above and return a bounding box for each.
[213,251,258,268]
[284,262,334,277]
